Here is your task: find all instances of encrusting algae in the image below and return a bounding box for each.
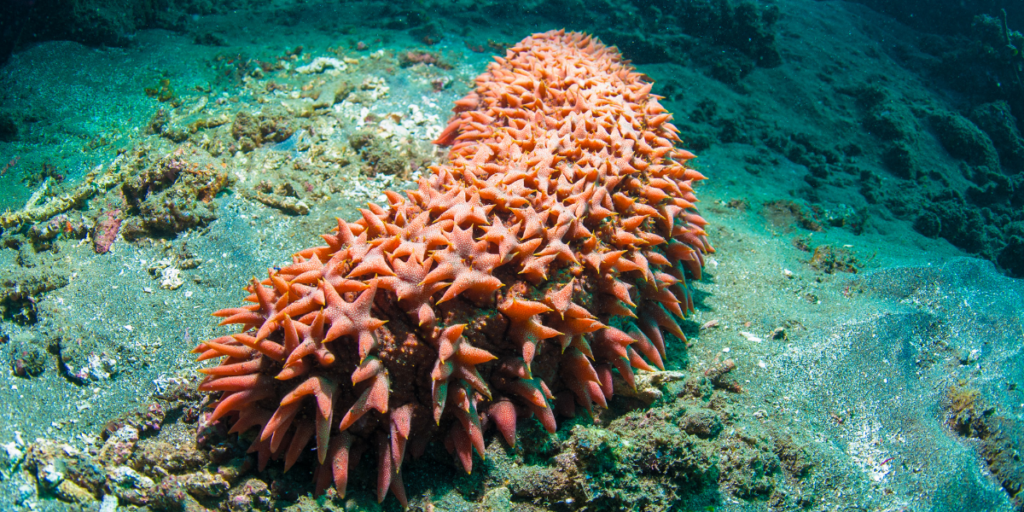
[191,29,713,506]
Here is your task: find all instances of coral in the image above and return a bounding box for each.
[91,209,122,254]
[193,30,712,506]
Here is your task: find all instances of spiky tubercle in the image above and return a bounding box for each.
[193,29,713,507]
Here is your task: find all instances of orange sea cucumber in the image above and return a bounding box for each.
[192,29,712,506]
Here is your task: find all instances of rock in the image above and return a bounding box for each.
[0,437,26,480]
[132,439,207,475]
[480,486,514,511]
[160,266,184,290]
[679,408,724,438]
[54,479,96,504]
[178,471,229,499]
[99,494,119,512]
[928,110,1001,170]
[296,57,347,74]
[614,370,687,404]
[8,332,48,378]
[215,457,251,485]
[970,101,1024,171]
[108,465,155,493]
[38,460,65,490]
[0,111,17,141]
[98,425,139,466]
[226,478,271,512]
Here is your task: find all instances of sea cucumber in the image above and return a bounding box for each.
[193,29,713,506]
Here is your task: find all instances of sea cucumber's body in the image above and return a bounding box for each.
[193,30,712,506]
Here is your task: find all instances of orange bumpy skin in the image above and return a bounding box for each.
[193,29,713,506]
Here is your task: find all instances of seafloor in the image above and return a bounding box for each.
[0,0,1022,511]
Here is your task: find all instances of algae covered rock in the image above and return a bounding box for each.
[971,101,1024,172]
[495,372,791,510]
[0,110,17,141]
[929,110,1001,170]
[8,331,49,378]
[119,152,234,241]
[230,110,294,153]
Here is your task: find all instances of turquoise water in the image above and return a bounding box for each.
[0,1,1022,511]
